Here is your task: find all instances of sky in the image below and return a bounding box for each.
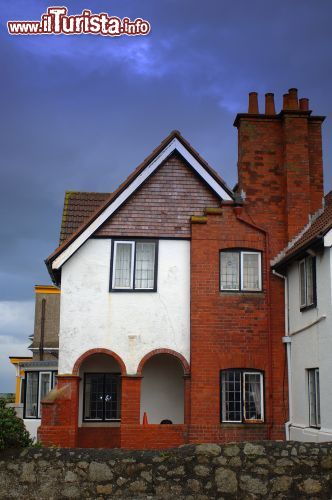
[1,0,332,392]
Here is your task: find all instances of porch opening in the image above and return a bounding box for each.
[78,353,122,424]
[140,354,184,424]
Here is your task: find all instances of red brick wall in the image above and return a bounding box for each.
[96,152,220,238]
[78,427,120,448]
[120,425,188,449]
[189,207,284,442]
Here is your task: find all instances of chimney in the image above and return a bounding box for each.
[299,98,309,111]
[288,88,299,110]
[265,93,276,115]
[248,92,259,114]
[234,88,325,249]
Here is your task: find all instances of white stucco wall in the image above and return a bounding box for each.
[24,419,40,441]
[58,239,190,375]
[140,354,184,424]
[287,246,332,441]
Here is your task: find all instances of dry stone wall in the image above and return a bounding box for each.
[1,441,332,499]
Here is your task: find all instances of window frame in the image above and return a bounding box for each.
[308,368,320,428]
[110,239,158,292]
[299,255,316,310]
[83,372,121,422]
[220,368,265,424]
[220,249,262,293]
[24,370,57,419]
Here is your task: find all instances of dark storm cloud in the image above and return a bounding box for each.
[1,0,332,390]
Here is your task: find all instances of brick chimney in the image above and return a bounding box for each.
[234,89,325,250]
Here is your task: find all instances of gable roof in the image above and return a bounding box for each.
[60,191,110,244]
[46,130,234,282]
[272,191,332,269]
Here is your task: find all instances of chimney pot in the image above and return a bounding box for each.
[288,88,299,110]
[299,97,309,111]
[248,92,259,114]
[283,93,290,110]
[265,93,276,115]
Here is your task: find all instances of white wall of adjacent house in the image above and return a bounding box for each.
[287,244,332,442]
[23,419,40,440]
[58,238,190,376]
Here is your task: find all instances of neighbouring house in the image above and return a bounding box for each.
[9,285,60,439]
[272,192,332,442]
[34,88,326,449]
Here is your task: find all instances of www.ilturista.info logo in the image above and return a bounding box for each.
[7,7,151,36]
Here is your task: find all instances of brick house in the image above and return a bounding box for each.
[36,88,325,448]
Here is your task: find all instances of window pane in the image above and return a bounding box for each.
[244,373,262,420]
[308,369,317,427]
[25,372,38,418]
[222,371,242,421]
[306,257,314,305]
[316,369,321,426]
[220,252,239,290]
[104,374,121,420]
[135,242,155,289]
[114,243,132,288]
[84,374,104,420]
[242,253,260,290]
[299,260,306,307]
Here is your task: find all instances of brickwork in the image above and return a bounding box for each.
[95,152,221,238]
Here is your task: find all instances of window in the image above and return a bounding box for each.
[221,369,264,423]
[24,370,57,418]
[220,250,262,291]
[308,368,320,428]
[111,240,158,291]
[299,255,316,309]
[84,373,121,421]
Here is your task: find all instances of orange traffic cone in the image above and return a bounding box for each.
[143,412,148,425]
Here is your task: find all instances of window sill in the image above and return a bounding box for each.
[221,422,266,428]
[300,304,317,312]
[110,289,157,293]
[81,421,121,427]
[219,291,264,296]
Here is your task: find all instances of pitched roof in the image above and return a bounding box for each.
[60,191,110,244]
[46,130,234,282]
[272,192,332,268]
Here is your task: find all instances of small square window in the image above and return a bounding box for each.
[220,250,262,292]
[111,240,157,291]
[221,369,264,423]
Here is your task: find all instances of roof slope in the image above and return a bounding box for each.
[60,191,110,244]
[272,191,332,267]
[46,130,234,281]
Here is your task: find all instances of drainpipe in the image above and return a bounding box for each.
[272,269,292,440]
[39,298,46,361]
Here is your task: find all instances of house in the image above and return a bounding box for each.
[272,193,332,442]
[9,285,60,439]
[35,88,326,449]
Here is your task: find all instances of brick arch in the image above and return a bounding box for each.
[137,349,190,376]
[72,348,127,375]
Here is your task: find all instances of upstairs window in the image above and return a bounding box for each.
[308,368,320,428]
[299,255,316,309]
[111,240,158,291]
[220,250,262,292]
[221,369,264,423]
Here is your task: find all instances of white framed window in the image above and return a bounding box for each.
[111,240,157,291]
[299,255,316,309]
[24,370,57,419]
[221,369,264,423]
[220,250,262,292]
[308,368,320,428]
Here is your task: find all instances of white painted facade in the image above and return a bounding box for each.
[285,235,332,441]
[58,238,190,376]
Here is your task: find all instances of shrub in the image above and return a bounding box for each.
[0,398,32,450]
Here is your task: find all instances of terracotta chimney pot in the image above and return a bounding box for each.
[248,92,259,114]
[265,93,276,115]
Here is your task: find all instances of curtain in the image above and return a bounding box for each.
[114,243,132,288]
[220,252,239,290]
[135,242,155,289]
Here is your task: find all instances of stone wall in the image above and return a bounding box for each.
[1,441,332,499]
